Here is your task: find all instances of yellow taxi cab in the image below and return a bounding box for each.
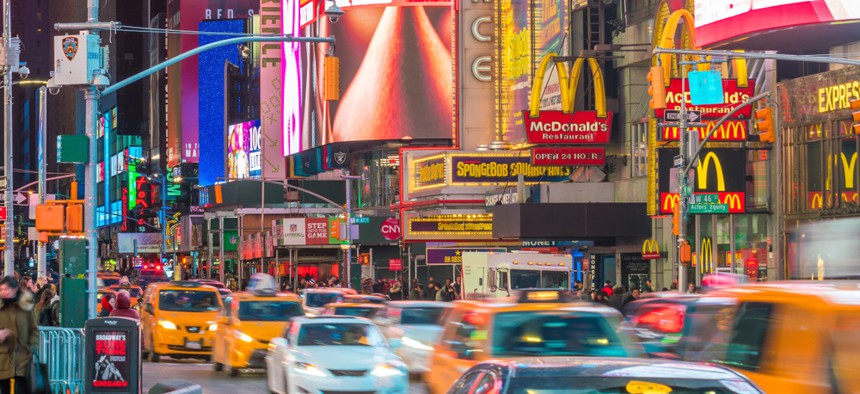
[321,302,386,319]
[109,284,143,308]
[97,271,122,288]
[425,290,643,394]
[140,280,223,362]
[212,289,305,376]
[96,288,116,315]
[680,282,860,394]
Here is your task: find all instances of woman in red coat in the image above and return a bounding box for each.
[109,290,140,320]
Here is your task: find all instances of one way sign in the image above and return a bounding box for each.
[663,109,702,123]
[0,192,29,204]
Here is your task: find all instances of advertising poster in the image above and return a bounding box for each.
[305,217,329,245]
[92,331,129,389]
[260,0,287,177]
[282,218,307,245]
[225,120,262,179]
[499,0,531,143]
[310,5,454,147]
[534,0,567,111]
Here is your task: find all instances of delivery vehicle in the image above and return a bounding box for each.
[426,289,643,394]
[212,288,304,376]
[462,251,573,299]
[140,280,223,362]
[448,358,762,394]
[677,282,860,394]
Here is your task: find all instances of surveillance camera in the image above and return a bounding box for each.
[325,3,344,23]
[17,65,29,79]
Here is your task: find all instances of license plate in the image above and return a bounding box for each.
[186,341,202,350]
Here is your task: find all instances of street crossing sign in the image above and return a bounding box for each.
[693,194,720,204]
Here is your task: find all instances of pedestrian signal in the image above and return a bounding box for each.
[755,107,775,143]
[648,66,667,111]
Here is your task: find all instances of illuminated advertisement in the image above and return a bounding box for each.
[658,148,746,214]
[654,79,755,119]
[226,120,262,179]
[695,0,860,48]
[533,0,567,111]
[166,0,258,168]
[91,331,130,389]
[498,0,531,143]
[199,19,246,185]
[404,213,494,241]
[309,4,453,147]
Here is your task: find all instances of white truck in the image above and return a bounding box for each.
[461,251,573,298]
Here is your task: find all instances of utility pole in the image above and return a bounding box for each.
[37,86,46,277]
[2,0,12,275]
[342,175,361,290]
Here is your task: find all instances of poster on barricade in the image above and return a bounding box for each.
[86,317,142,393]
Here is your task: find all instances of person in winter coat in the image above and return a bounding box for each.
[0,276,39,394]
[99,293,114,317]
[109,291,140,320]
[387,281,403,301]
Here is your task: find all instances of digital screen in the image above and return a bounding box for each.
[91,330,130,390]
[307,5,453,148]
[225,119,261,179]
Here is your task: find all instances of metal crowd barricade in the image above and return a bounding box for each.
[38,327,85,394]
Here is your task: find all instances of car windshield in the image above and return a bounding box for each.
[101,278,119,287]
[112,287,142,297]
[492,311,631,357]
[305,292,341,307]
[298,323,381,346]
[505,376,760,394]
[401,307,447,325]
[510,270,569,290]
[238,301,304,321]
[332,307,378,318]
[158,290,220,312]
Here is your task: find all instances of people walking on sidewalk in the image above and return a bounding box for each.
[0,275,39,394]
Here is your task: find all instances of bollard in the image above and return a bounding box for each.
[84,317,142,394]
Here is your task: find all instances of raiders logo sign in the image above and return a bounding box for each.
[63,37,79,61]
[334,151,346,165]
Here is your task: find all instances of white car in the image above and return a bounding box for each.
[265,316,408,394]
[375,301,451,374]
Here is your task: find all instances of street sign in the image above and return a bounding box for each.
[663,109,702,123]
[693,194,720,204]
[689,203,729,214]
[673,155,684,167]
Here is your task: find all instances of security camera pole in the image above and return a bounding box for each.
[55,0,335,318]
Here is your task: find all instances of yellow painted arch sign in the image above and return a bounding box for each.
[642,239,661,260]
[522,54,613,145]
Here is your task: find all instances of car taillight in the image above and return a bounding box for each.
[636,305,685,334]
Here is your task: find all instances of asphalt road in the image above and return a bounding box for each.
[142,357,429,394]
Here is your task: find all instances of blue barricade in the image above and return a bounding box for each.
[39,327,85,394]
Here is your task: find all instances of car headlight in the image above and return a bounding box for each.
[371,363,404,377]
[158,320,178,330]
[208,323,218,332]
[293,362,327,377]
[236,332,254,343]
[401,336,433,351]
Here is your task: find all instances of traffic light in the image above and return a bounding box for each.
[680,241,692,265]
[647,66,667,111]
[66,204,83,233]
[755,107,775,143]
[672,203,680,236]
[851,98,860,134]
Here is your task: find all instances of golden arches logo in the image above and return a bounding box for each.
[662,120,747,141]
[842,192,858,203]
[700,237,713,274]
[842,152,857,189]
[529,54,607,118]
[811,193,824,209]
[723,193,743,211]
[662,193,680,212]
[642,239,661,259]
[696,152,726,191]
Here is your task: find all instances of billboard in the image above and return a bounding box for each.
[225,120,262,179]
[695,0,860,48]
[308,5,454,148]
[498,0,531,143]
[166,0,258,168]
[658,148,747,214]
[199,19,246,185]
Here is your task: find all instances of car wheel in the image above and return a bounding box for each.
[228,365,240,377]
[212,360,224,371]
[150,352,160,363]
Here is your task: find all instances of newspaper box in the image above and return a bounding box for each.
[84,317,142,393]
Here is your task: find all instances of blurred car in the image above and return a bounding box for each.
[136,268,169,289]
[109,284,143,308]
[447,357,762,394]
[322,302,386,319]
[301,288,347,316]
[190,278,226,289]
[376,301,451,375]
[676,282,860,393]
[342,294,389,304]
[140,280,223,362]
[620,293,703,355]
[426,290,644,394]
[212,289,305,376]
[98,271,121,288]
[264,316,408,394]
[217,288,233,303]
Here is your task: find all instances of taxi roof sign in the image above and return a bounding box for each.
[516,289,577,303]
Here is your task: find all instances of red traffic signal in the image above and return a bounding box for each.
[755,107,775,143]
[647,66,667,111]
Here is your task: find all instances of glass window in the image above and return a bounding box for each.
[158,290,220,312]
[305,292,342,307]
[331,306,378,318]
[541,271,569,289]
[451,371,484,393]
[505,375,758,394]
[471,371,499,394]
[724,302,773,370]
[510,270,540,289]
[110,286,141,298]
[297,323,382,346]
[491,311,632,357]
[631,122,649,178]
[239,301,303,321]
[401,307,447,325]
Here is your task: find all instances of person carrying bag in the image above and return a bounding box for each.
[0,276,42,394]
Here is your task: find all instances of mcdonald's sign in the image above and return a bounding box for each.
[655,78,756,119]
[661,119,748,142]
[809,192,824,209]
[658,148,745,200]
[700,237,713,275]
[660,193,680,213]
[660,191,745,214]
[523,54,613,144]
[842,191,858,203]
[642,239,661,260]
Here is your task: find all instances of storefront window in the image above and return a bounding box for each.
[357,149,401,208]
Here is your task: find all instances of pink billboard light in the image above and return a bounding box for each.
[283,0,303,156]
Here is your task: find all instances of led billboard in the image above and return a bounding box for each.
[308,5,454,148]
[226,120,262,179]
[695,0,860,48]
